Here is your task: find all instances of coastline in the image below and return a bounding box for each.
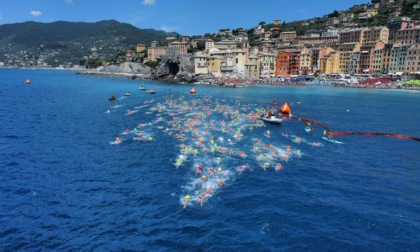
[75,69,419,91]
[2,66,418,91]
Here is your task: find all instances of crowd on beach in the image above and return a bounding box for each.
[78,68,418,90]
[198,75,418,90]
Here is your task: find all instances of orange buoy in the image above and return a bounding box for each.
[279,102,291,115]
[25,79,31,85]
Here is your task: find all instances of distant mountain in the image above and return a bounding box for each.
[0,20,178,66]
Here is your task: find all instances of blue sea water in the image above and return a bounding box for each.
[0,69,419,251]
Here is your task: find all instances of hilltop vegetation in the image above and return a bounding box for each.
[0,20,178,66]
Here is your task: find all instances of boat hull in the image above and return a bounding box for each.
[260,117,282,124]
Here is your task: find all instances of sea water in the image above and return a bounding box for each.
[0,69,419,251]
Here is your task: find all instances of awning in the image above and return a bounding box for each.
[361,51,369,53]
[395,72,403,75]
[363,69,369,72]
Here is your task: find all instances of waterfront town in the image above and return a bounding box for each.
[2,0,420,88]
[141,0,420,88]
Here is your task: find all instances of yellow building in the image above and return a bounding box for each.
[362,26,389,44]
[320,49,340,74]
[339,28,366,44]
[207,56,225,77]
[208,48,247,77]
[136,44,146,53]
[339,42,361,74]
[300,47,311,74]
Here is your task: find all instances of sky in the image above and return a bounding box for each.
[0,0,370,35]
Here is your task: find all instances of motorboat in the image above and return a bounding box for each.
[108,95,116,101]
[148,89,156,94]
[124,92,131,96]
[260,116,282,124]
[139,86,146,91]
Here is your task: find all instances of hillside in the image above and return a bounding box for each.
[0,20,178,66]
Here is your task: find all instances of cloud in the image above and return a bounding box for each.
[64,0,74,4]
[30,11,42,17]
[142,0,156,6]
[161,25,176,32]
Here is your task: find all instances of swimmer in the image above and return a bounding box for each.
[183,195,191,208]
[196,165,203,175]
[199,195,205,206]
[218,180,224,187]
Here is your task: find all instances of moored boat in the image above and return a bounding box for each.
[124,92,131,96]
[139,85,146,90]
[108,95,116,101]
[148,89,156,94]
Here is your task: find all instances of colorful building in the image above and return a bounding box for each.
[207,56,225,77]
[339,42,361,74]
[319,49,340,74]
[190,54,208,74]
[147,46,167,61]
[275,51,291,77]
[407,44,420,74]
[259,53,277,77]
[245,55,261,79]
[362,26,389,44]
[279,31,297,41]
[389,43,410,74]
[358,41,385,74]
[169,42,189,54]
[300,47,312,75]
[136,44,146,53]
[395,25,420,44]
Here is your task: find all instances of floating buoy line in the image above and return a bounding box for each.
[278,102,419,142]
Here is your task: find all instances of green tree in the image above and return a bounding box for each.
[328,10,339,18]
[145,60,158,69]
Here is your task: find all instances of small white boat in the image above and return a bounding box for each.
[124,92,131,96]
[139,86,146,91]
[322,136,343,144]
[259,116,282,124]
